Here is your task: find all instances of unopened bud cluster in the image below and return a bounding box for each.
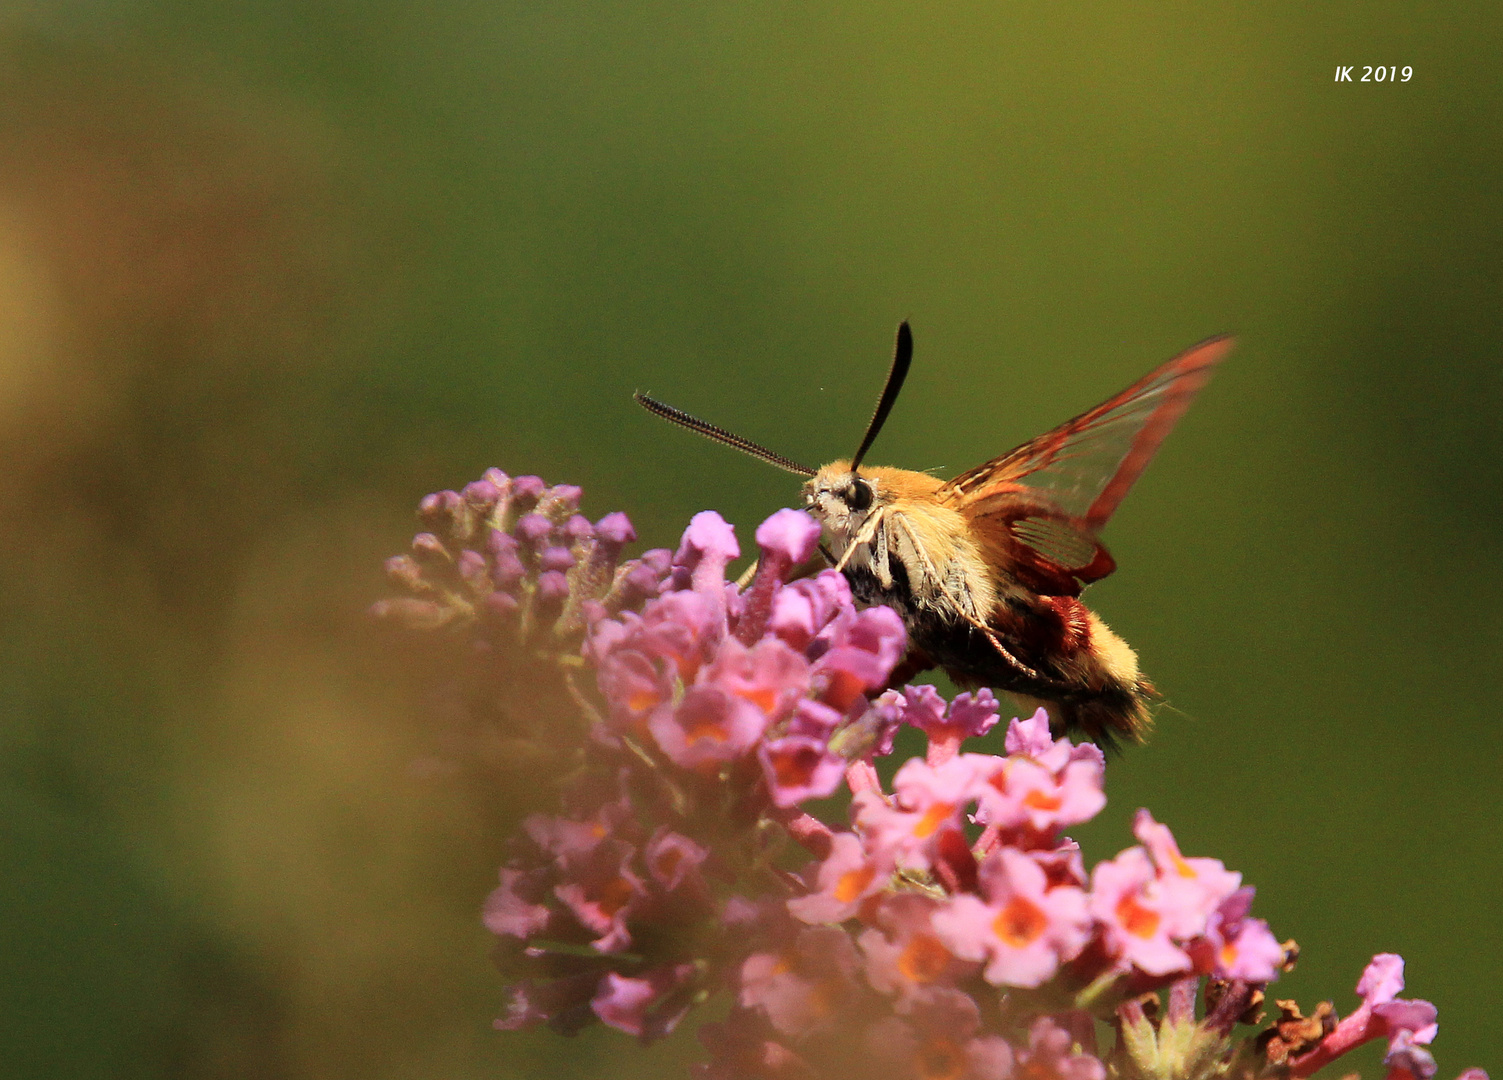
[373,468,666,644]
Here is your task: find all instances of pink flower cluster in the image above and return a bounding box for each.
[377,475,1483,1080]
[712,706,1286,1079]
[482,506,910,1044]
[484,788,714,1040]
[586,508,905,805]
[796,705,1286,990]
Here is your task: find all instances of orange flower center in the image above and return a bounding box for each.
[684,716,729,746]
[917,1037,966,1080]
[597,876,635,918]
[834,865,877,904]
[1022,788,1063,812]
[898,934,953,984]
[822,668,865,710]
[993,895,1049,947]
[736,686,779,714]
[913,802,954,840]
[767,745,816,787]
[626,688,662,713]
[1116,893,1160,939]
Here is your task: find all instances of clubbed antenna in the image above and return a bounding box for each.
[849,321,913,471]
[634,393,816,477]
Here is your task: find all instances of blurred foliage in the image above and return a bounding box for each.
[0,2,1496,1078]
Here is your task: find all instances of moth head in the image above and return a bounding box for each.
[802,460,878,533]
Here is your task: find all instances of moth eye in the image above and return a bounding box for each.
[847,478,873,511]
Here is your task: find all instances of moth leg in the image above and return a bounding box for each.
[734,558,759,590]
[870,515,893,587]
[886,516,1073,693]
[889,514,985,623]
[963,615,1073,692]
[833,508,884,573]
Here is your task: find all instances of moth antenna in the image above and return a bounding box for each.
[634,392,817,477]
[849,321,913,471]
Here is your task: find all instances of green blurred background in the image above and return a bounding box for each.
[0,2,1496,1078]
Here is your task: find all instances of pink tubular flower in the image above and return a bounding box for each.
[863,989,1014,1080]
[592,972,660,1036]
[1005,707,1058,759]
[1004,707,1106,775]
[707,637,811,722]
[483,867,553,939]
[738,509,825,645]
[1032,840,1088,889]
[974,753,1106,839]
[787,699,844,739]
[853,755,983,873]
[636,588,723,682]
[760,735,847,807]
[787,831,893,924]
[768,572,853,652]
[887,683,945,734]
[1088,846,1192,977]
[552,842,646,954]
[889,684,1002,764]
[1290,953,1441,1079]
[592,964,697,1040]
[650,685,770,769]
[1133,810,1242,937]
[1195,886,1285,982]
[644,829,709,894]
[931,847,1091,988]
[522,799,630,864]
[1013,1016,1107,1080]
[811,606,908,712]
[756,507,824,567]
[1385,1029,1438,1080]
[946,690,1003,741]
[739,927,866,1039]
[596,646,674,730]
[675,510,741,598]
[857,894,978,1006]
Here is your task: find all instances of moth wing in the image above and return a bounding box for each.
[939,336,1232,594]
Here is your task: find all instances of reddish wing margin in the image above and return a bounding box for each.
[939,335,1233,590]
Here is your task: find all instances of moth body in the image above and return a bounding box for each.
[803,462,1152,744]
[636,323,1232,748]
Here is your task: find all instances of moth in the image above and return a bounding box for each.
[636,324,1232,746]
